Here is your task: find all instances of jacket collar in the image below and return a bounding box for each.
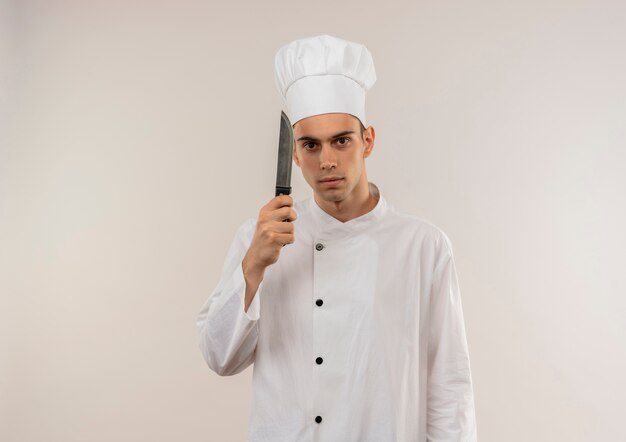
[308,182,387,239]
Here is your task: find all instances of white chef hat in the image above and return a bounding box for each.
[274,34,377,126]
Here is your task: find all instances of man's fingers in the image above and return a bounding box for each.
[266,194,293,210]
[263,206,297,222]
[279,206,297,222]
[276,233,294,246]
[270,220,295,234]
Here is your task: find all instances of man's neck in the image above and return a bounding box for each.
[314,181,379,223]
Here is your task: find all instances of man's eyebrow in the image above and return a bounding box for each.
[296,130,356,142]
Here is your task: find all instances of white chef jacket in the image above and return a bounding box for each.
[197,183,477,442]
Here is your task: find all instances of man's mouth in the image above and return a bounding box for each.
[319,177,343,187]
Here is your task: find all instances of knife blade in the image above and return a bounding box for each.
[275,110,294,197]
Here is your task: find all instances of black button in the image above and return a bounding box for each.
[315,243,324,251]
[315,416,322,423]
[316,299,323,306]
[316,357,323,364]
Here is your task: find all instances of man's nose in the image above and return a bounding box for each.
[319,143,337,169]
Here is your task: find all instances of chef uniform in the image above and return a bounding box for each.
[197,35,477,441]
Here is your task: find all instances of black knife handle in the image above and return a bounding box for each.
[276,186,292,231]
[275,186,291,197]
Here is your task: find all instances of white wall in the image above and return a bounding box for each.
[1,0,625,440]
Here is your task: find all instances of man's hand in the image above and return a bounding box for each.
[242,195,296,312]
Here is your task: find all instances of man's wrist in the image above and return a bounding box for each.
[242,255,265,281]
[242,255,265,314]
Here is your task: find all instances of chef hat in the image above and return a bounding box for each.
[274,34,377,126]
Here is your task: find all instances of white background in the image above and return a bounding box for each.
[1,0,625,440]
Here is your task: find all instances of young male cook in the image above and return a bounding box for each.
[197,34,477,441]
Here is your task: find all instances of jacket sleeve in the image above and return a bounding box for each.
[427,232,477,441]
[196,217,263,376]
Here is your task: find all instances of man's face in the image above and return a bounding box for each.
[292,112,374,204]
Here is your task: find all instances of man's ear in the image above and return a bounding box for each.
[292,123,301,167]
[363,126,375,159]
[293,143,301,167]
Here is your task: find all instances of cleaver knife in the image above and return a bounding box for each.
[275,110,294,197]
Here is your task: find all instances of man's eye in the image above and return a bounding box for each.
[336,137,350,145]
[303,142,316,150]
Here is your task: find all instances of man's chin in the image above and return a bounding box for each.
[315,190,345,202]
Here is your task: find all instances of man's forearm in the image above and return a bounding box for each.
[242,256,265,313]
